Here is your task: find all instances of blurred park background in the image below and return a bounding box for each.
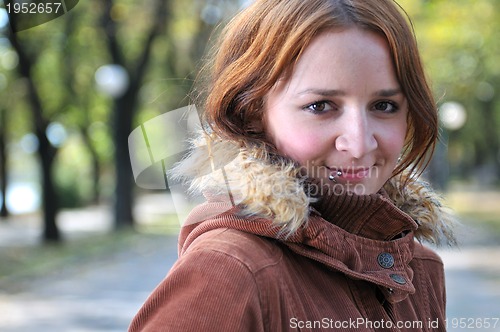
[0,0,499,331]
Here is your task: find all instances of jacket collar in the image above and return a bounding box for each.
[308,183,417,241]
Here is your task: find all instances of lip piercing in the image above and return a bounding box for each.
[328,170,342,182]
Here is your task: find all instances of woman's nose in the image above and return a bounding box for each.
[334,110,378,159]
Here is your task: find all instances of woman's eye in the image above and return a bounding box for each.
[304,101,333,114]
[374,101,398,113]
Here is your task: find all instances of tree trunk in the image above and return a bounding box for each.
[100,0,168,230]
[112,92,136,229]
[8,23,62,243]
[39,141,60,242]
[0,108,9,218]
[481,98,500,180]
[26,78,61,243]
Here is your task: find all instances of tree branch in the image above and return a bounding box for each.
[100,0,127,66]
[129,0,168,90]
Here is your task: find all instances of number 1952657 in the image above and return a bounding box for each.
[445,318,499,329]
[5,2,63,14]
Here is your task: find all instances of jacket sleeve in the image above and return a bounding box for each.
[128,248,265,332]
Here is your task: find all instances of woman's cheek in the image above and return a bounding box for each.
[384,126,407,166]
[277,130,326,165]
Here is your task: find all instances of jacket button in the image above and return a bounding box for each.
[377,252,394,269]
[390,274,406,285]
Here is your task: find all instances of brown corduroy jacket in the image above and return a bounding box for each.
[129,193,447,331]
[129,137,454,331]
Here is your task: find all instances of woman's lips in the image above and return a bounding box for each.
[341,168,370,181]
[327,166,372,181]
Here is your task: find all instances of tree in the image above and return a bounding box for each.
[1,0,229,241]
[96,0,169,229]
[6,24,62,242]
[58,9,105,205]
[400,0,500,185]
[0,107,8,218]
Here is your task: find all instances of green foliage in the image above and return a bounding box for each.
[54,135,93,208]
[400,0,500,182]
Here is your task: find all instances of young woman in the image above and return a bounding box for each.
[130,0,456,331]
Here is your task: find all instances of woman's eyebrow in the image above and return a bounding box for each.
[297,88,403,97]
[297,88,346,97]
[375,89,402,97]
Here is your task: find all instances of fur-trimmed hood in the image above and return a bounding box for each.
[171,133,456,246]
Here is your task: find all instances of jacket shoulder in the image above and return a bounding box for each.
[412,242,443,265]
[129,228,273,331]
[185,228,284,273]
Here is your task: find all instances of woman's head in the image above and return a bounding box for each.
[265,28,408,195]
[201,0,437,189]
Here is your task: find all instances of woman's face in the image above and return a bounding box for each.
[264,28,408,195]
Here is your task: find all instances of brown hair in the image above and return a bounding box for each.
[199,0,437,176]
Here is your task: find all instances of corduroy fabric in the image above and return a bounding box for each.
[129,192,446,332]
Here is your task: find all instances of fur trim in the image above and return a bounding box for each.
[384,174,457,246]
[170,133,456,246]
